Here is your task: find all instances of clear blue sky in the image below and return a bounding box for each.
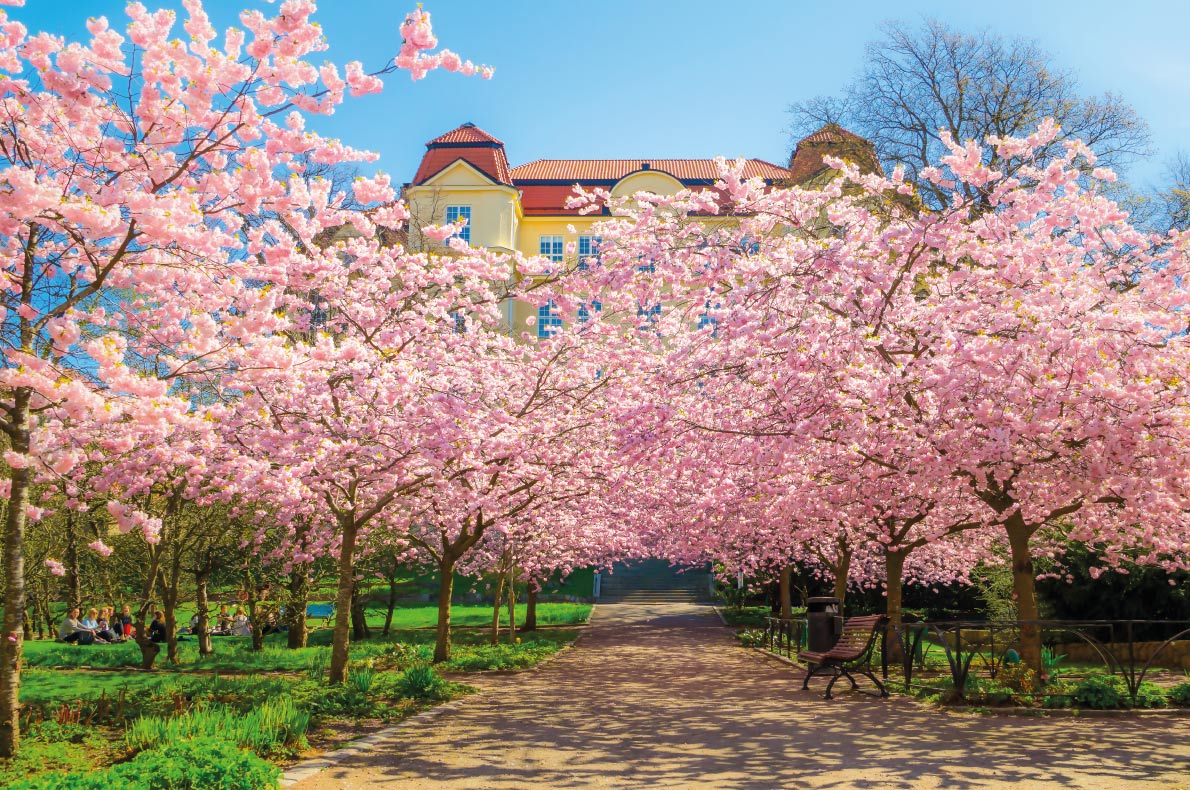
[9,0,1189,187]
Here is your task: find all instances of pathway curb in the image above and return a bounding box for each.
[280,697,472,786]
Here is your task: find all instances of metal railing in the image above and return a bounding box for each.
[761,617,1190,706]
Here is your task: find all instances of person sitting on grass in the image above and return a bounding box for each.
[80,608,111,644]
[231,608,252,637]
[95,607,121,643]
[113,605,133,638]
[57,607,95,645]
[216,605,232,634]
[148,610,167,643]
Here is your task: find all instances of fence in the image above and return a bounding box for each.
[761,616,1190,706]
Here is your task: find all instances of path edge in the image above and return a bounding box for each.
[279,625,589,786]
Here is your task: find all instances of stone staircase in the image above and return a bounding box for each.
[598,559,710,604]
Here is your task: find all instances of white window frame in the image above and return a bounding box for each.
[577,235,601,270]
[537,300,562,339]
[445,205,471,244]
[539,235,564,265]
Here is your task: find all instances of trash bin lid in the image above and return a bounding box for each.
[807,596,840,604]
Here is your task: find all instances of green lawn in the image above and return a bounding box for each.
[22,617,584,674]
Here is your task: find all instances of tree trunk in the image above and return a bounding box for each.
[350,582,370,641]
[162,569,181,665]
[134,607,160,671]
[884,549,908,662]
[382,575,398,637]
[522,582,538,632]
[245,575,264,652]
[489,570,505,646]
[63,509,81,611]
[0,393,30,757]
[506,565,517,643]
[328,515,359,684]
[884,550,907,626]
[195,568,212,656]
[778,564,795,621]
[287,567,309,649]
[832,547,852,607]
[433,557,456,663]
[1005,513,1042,672]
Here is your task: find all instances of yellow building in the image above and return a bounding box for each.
[403,122,877,336]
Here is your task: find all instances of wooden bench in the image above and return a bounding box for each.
[305,603,336,626]
[798,614,889,699]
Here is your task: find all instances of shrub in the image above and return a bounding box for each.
[1170,681,1190,706]
[736,629,765,648]
[125,696,309,757]
[348,664,377,696]
[1072,674,1125,709]
[1133,681,1167,709]
[9,737,280,790]
[396,664,448,700]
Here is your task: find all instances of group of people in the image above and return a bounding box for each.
[57,604,273,645]
[57,605,132,645]
[199,605,255,637]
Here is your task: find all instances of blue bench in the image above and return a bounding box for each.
[306,603,336,625]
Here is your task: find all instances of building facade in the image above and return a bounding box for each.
[403,122,877,335]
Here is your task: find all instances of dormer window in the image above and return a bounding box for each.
[445,205,471,244]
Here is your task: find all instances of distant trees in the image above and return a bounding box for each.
[789,19,1151,208]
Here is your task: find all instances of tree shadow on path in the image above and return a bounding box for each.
[291,602,1190,789]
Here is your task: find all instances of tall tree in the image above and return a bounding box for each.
[789,19,1150,208]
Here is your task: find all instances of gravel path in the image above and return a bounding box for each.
[287,602,1190,789]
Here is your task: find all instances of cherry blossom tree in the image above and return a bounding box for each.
[0,0,486,754]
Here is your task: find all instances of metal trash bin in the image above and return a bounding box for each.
[806,596,842,654]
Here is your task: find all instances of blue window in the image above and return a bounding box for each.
[636,259,655,273]
[577,235,601,270]
[577,300,602,324]
[539,235,564,265]
[636,302,661,330]
[445,206,471,244]
[698,300,720,334]
[537,300,562,338]
[450,311,466,334]
[737,235,760,255]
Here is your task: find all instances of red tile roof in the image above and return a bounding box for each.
[509,159,791,183]
[427,122,505,146]
[413,123,513,185]
[789,124,882,183]
[797,124,870,145]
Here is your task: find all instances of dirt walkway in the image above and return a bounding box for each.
[288,602,1190,789]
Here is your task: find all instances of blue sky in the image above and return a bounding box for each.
[10,0,1189,187]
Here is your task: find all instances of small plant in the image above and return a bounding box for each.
[1072,673,1125,709]
[1133,681,1167,709]
[736,629,765,648]
[305,652,329,681]
[396,664,447,700]
[125,696,310,757]
[1040,646,1066,683]
[9,736,280,790]
[1169,681,1190,707]
[348,664,377,697]
[996,664,1039,696]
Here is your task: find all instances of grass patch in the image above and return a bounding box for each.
[719,606,776,628]
[22,602,590,673]
[22,622,581,675]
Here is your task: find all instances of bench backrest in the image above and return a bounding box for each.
[823,614,887,661]
[306,603,335,618]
